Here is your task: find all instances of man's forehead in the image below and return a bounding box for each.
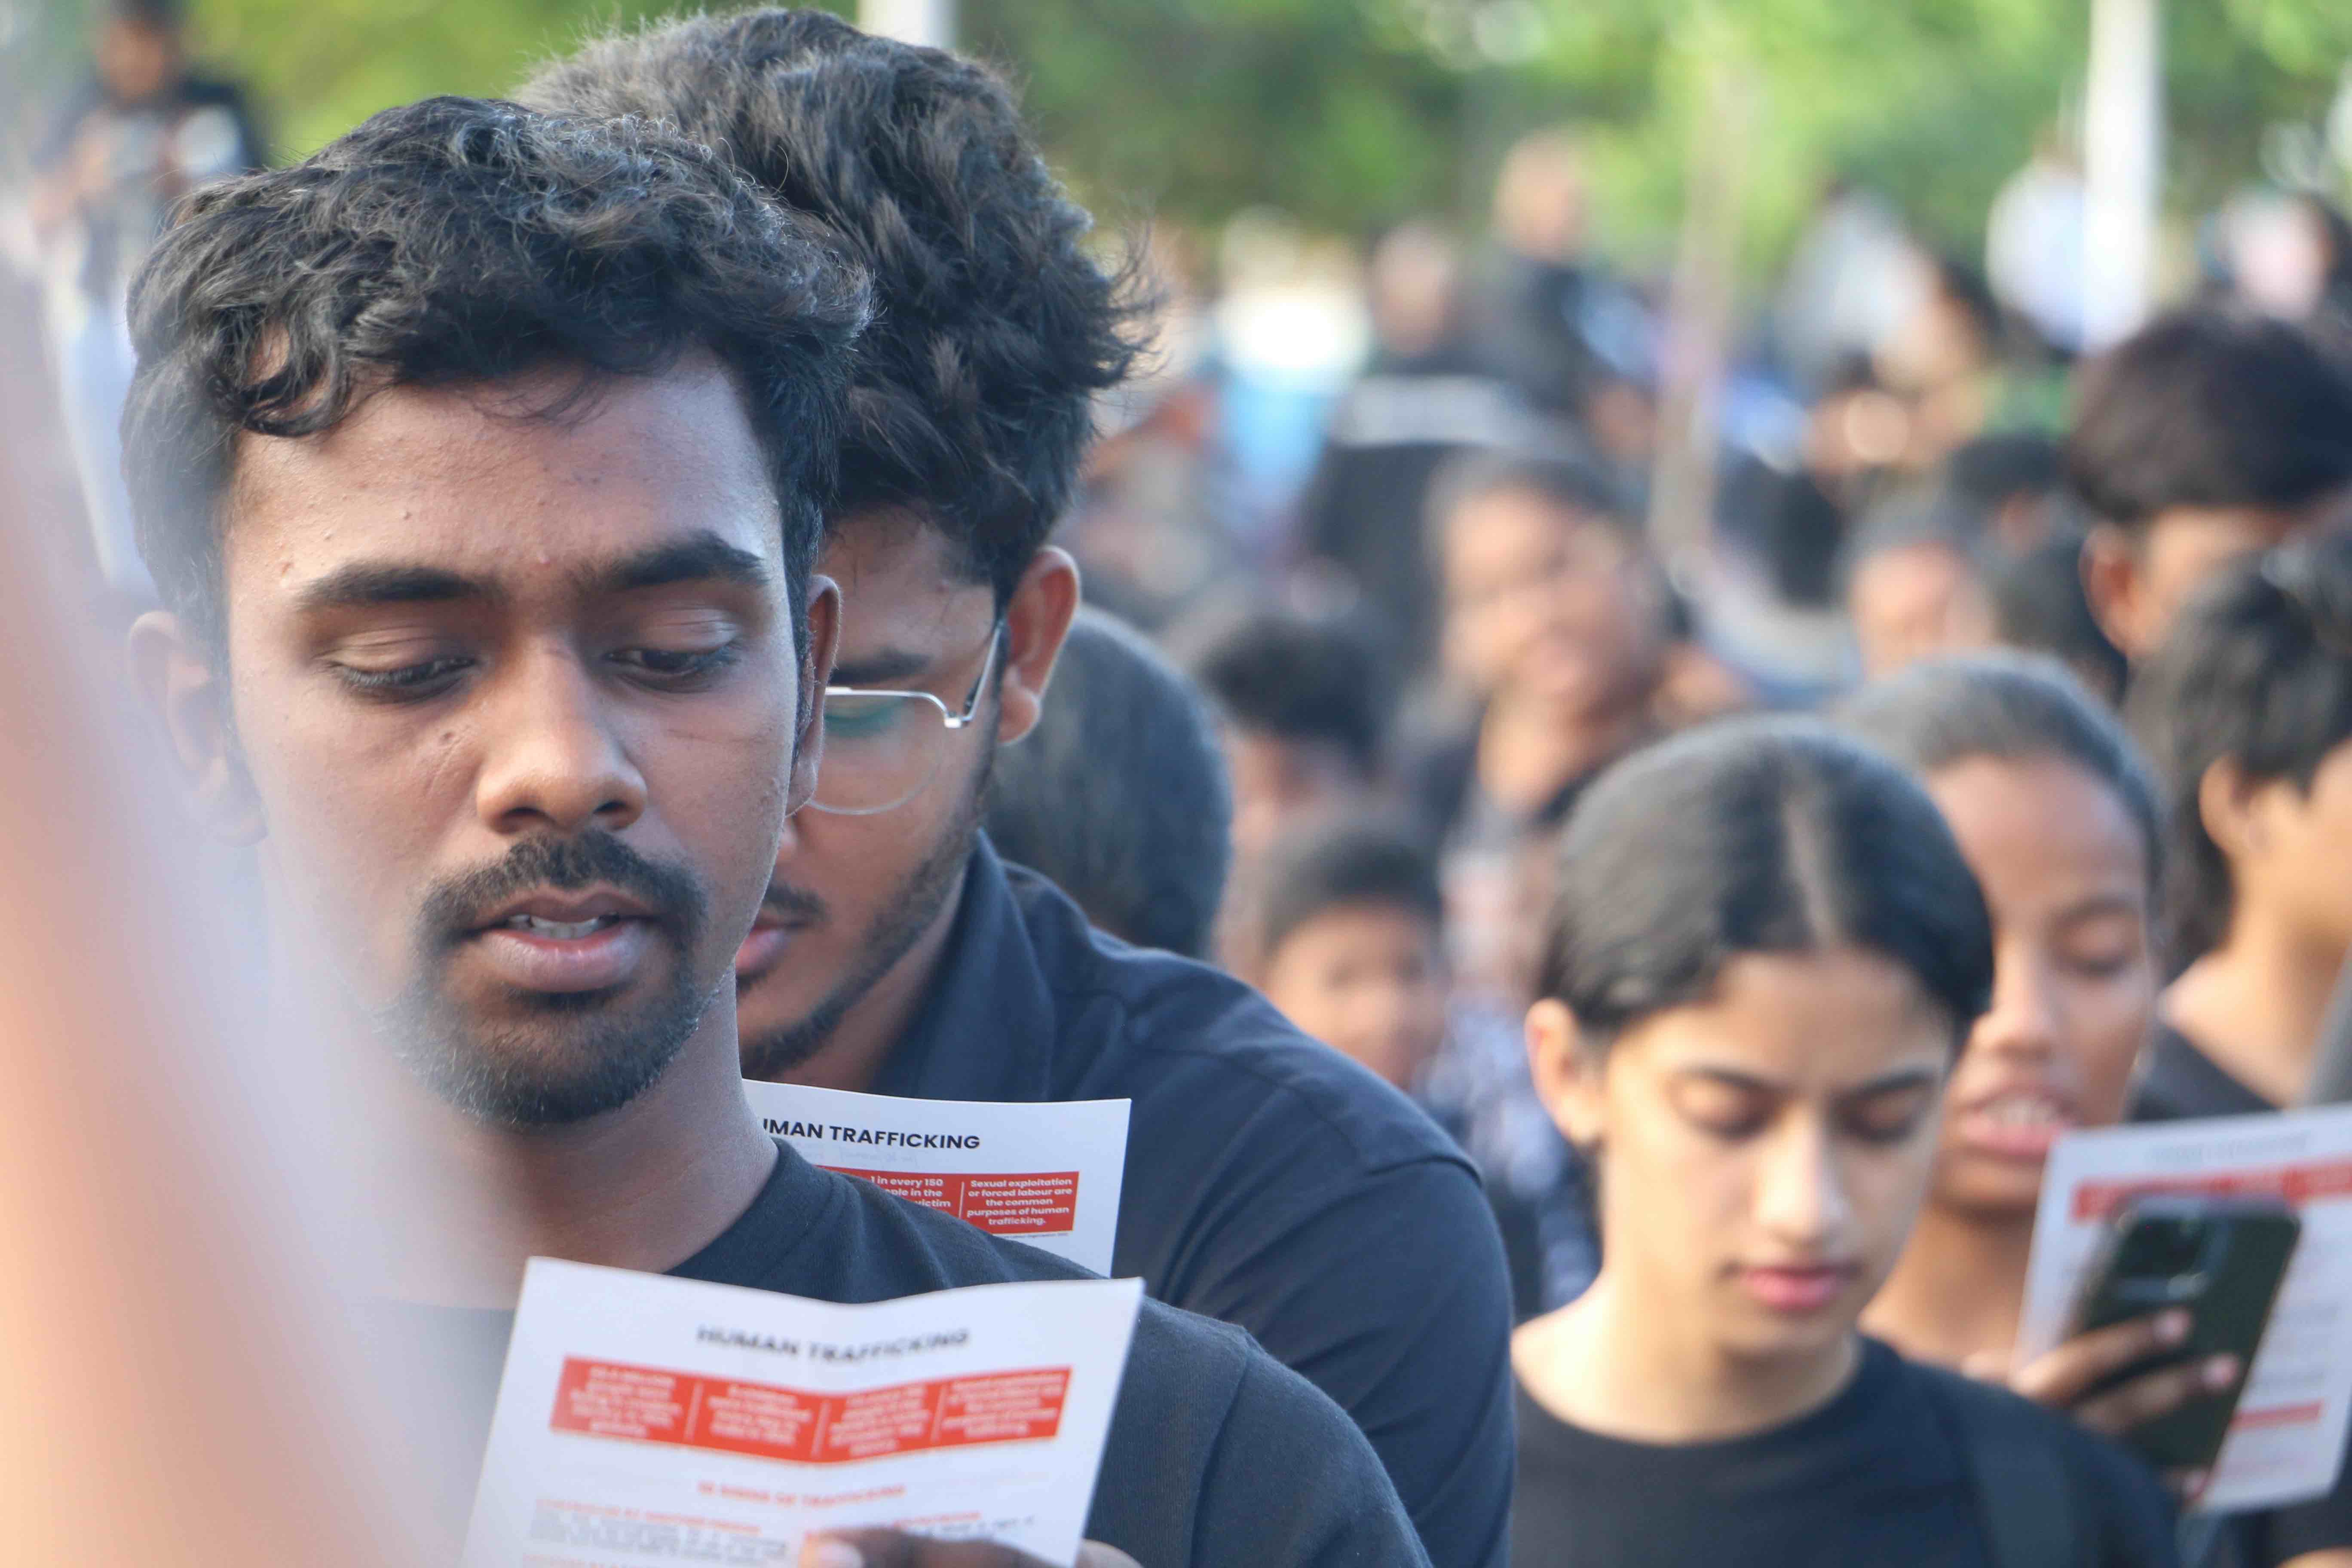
[225,366,786,586]
[822,509,992,650]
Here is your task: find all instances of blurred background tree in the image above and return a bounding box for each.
[9,0,2352,279]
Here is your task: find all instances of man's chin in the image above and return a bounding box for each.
[387,986,709,1129]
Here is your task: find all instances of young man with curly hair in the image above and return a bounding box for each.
[521,18,1516,1566]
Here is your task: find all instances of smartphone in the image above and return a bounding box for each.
[2067,1194,2302,1472]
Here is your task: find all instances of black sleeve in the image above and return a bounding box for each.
[2071,1430,2183,1568]
[1189,1348,1435,1568]
[1169,1160,1515,1568]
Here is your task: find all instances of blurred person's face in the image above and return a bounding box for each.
[132,362,830,1125]
[2084,499,2343,662]
[1440,488,1662,714]
[1259,901,1450,1091]
[1848,541,1996,679]
[731,514,1075,1081]
[1225,728,1366,866]
[1920,756,2153,1220]
[95,17,180,101]
[1530,949,1950,1365]
[2209,737,2352,960]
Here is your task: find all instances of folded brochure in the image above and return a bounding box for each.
[742,1081,1130,1275]
[464,1258,1143,1568]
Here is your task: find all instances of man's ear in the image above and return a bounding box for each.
[1526,998,1606,1153]
[2081,524,2150,663]
[994,545,1081,748]
[127,610,263,844]
[785,574,842,817]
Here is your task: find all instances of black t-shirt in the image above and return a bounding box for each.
[2126,1023,2352,1566]
[1511,1338,2176,1568]
[375,1144,1429,1568]
[862,840,1515,1568]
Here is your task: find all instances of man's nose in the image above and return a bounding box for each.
[472,647,647,836]
[1753,1118,1851,1252]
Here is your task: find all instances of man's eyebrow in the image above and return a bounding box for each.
[829,647,936,687]
[294,563,501,612]
[590,533,773,595]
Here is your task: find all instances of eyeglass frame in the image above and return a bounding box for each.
[806,615,1008,816]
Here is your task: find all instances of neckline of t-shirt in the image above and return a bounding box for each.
[1516,1335,1898,1464]
[665,1139,844,1289]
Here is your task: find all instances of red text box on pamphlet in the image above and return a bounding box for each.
[464,1260,1142,1568]
[741,1082,1128,1273]
[548,1357,1071,1462]
[2020,1105,2352,1513]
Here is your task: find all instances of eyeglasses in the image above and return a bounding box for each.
[807,619,1006,816]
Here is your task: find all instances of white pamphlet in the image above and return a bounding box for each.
[2018,1106,2352,1511]
[464,1259,1143,1568]
[743,1081,1129,1275]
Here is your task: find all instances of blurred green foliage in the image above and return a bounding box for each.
[15,0,2352,276]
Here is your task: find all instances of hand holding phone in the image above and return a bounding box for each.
[2058,1195,2301,1474]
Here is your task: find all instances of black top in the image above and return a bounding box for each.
[380,1144,1429,1568]
[861,840,1516,1568]
[2125,1023,2352,1566]
[1511,1338,2177,1568]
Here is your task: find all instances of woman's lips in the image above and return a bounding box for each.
[1738,1263,1859,1314]
[1955,1088,2078,1162]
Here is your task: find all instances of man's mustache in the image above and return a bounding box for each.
[756,879,827,926]
[420,833,707,948]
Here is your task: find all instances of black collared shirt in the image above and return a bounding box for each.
[862,840,1516,1568]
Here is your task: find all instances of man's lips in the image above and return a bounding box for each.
[734,891,822,981]
[1736,1262,1861,1314]
[459,884,662,994]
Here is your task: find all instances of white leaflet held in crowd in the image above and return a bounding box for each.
[743,1081,1130,1274]
[463,1259,1144,1568]
[2018,1106,2352,1512]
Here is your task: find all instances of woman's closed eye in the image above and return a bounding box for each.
[1837,1083,1937,1144]
[1668,1076,1777,1140]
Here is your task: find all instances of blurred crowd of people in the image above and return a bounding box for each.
[15,4,2352,1567]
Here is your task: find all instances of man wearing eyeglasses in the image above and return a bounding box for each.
[521,17,1517,1568]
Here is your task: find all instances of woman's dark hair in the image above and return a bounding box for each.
[2125,532,2352,963]
[520,9,1145,608]
[1537,719,1993,1047]
[121,95,867,650]
[1836,651,2162,891]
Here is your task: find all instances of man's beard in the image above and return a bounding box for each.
[739,743,995,1081]
[384,833,714,1128]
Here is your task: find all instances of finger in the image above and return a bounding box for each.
[2073,1355,2240,1436]
[1075,1547,1145,1568]
[2164,1469,2212,1506]
[2009,1311,2190,1407]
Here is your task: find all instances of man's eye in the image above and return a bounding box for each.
[328,656,472,700]
[611,643,742,688]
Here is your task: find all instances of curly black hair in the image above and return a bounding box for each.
[519,9,1145,605]
[121,94,870,649]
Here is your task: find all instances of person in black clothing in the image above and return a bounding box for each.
[118,96,1426,1568]
[2070,309,2352,666]
[1510,720,2177,1567]
[519,18,1516,1568]
[2127,533,2352,1122]
[1844,655,2245,1490]
[1295,219,1550,681]
[2118,538,2352,1568]
[983,606,1232,959]
[1401,449,1664,999]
